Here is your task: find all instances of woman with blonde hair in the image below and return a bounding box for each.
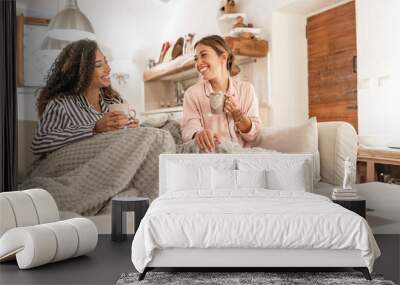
[181,35,261,152]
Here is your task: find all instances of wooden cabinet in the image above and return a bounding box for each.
[142,38,268,118]
[357,147,400,184]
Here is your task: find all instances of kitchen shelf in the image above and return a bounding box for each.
[143,57,195,82]
[144,38,268,83]
[142,37,268,116]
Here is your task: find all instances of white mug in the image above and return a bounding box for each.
[209,92,226,114]
[109,102,136,119]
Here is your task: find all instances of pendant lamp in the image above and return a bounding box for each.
[47,0,95,42]
[40,37,70,51]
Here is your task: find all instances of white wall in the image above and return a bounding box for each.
[270,11,308,127]
[267,0,354,128]
[268,0,400,143]
[356,0,400,146]
[17,0,286,124]
[17,0,171,120]
[160,0,282,126]
[18,0,400,143]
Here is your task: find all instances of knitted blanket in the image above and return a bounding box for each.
[19,120,271,216]
[20,128,175,216]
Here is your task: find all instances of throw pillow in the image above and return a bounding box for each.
[212,168,237,190]
[237,155,313,192]
[236,169,267,189]
[257,117,320,183]
[266,162,308,191]
[167,162,212,191]
[141,113,169,128]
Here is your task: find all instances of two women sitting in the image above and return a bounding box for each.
[22,35,262,214]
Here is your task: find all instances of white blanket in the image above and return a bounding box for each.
[131,190,380,272]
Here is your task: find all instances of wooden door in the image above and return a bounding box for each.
[307,1,358,130]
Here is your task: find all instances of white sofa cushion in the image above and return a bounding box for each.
[257,117,320,184]
[142,113,169,128]
[317,122,358,186]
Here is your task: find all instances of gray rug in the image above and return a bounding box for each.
[116,272,396,285]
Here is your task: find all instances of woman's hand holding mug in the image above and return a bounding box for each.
[108,102,139,129]
[127,118,140,129]
[223,96,242,120]
[94,111,129,133]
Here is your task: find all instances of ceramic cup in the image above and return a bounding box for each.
[209,92,225,114]
[109,102,136,119]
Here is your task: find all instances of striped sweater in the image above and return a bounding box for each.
[32,93,122,155]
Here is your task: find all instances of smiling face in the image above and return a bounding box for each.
[90,49,111,88]
[194,43,228,81]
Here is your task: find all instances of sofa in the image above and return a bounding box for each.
[257,118,358,194]
[16,118,358,233]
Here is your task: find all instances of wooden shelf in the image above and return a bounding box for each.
[143,58,195,82]
[142,37,268,116]
[225,37,268,58]
[218,13,246,22]
[143,38,268,82]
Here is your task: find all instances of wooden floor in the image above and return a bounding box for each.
[0,235,398,285]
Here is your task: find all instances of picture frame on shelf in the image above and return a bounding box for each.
[16,15,57,87]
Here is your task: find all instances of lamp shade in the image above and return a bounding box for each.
[40,37,70,51]
[47,0,95,41]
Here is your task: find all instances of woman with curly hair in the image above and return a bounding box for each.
[21,39,176,216]
[33,39,139,155]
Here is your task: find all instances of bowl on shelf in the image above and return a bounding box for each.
[238,32,254,39]
[229,27,262,40]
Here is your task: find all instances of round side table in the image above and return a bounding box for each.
[111,197,149,242]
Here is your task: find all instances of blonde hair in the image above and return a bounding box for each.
[194,35,236,76]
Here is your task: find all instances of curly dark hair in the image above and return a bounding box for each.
[37,39,120,117]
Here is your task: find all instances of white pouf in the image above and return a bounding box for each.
[0,189,98,269]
